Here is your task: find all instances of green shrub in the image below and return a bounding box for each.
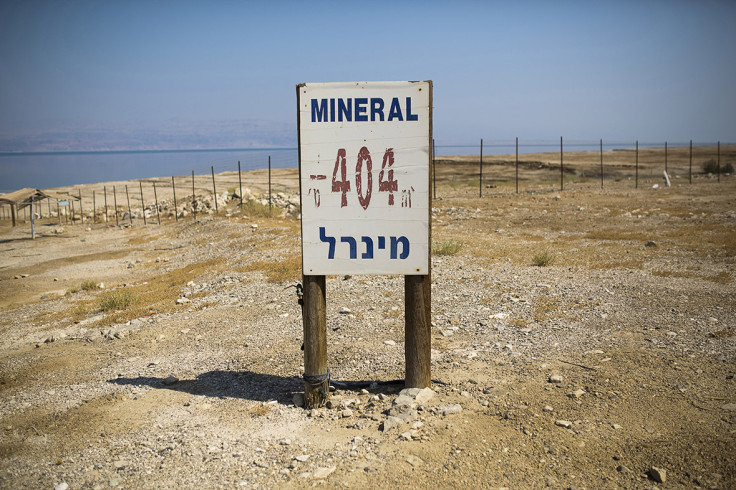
[532,251,556,267]
[81,280,99,291]
[433,240,462,256]
[702,159,734,174]
[242,199,280,218]
[98,289,138,312]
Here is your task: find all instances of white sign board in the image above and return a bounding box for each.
[298,81,431,275]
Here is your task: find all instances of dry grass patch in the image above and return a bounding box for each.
[238,254,302,283]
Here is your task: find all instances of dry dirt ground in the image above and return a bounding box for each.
[1,158,735,489]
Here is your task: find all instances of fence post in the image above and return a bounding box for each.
[479,138,483,198]
[113,186,119,226]
[268,155,272,209]
[689,140,693,184]
[665,141,668,174]
[238,160,243,209]
[56,201,60,225]
[172,176,178,222]
[211,166,218,215]
[153,182,161,224]
[717,141,721,183]
[600,139,604,189]
[104,186,108,223]
[432,139,436,199]
[192,170,196,219]
[515,137,519,194]
[560,136,564,191]
[635,140,639,188]
[303,274,328,408]
[139,181,146,225]
[92,191,96,224]
[125,185,133,226]
[78,190,83,222]
[70,200,75,225]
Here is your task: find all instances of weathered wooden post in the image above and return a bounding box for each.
[139,181,146,225]
[297,81,433,408]
[104,186,108,223]
[192,170,196,218]
[153,182,161,224]
[78,190,83,222]
[211,166,218,215]
[113,186,119,226]
[125,185,133,226]
[238,160,243,209]
[689,140,693,184]
[560,136,564,191]
[93,190,96,223]
[172,176,178,222]
[479,138,483,198]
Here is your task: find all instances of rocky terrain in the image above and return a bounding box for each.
[1,168,734,489]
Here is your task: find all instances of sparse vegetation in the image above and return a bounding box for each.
[241,199,281,218]
[702,159,734,174]
[240,254,301,283]
[81,280,99,291]
[433,240,462,256]
[532,250,555,267]
[98,289,138,311]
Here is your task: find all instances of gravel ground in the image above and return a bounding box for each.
[1,177,735,489]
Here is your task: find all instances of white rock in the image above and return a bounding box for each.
[384,340,396,346]
[312,466,336,479]
[55,483,69,490]
[440,404,462,416]
[555,420,572,429]
[549,374,563,384]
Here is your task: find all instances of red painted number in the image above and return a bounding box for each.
[355,146,373,210]
[332,148,350,207]
[379,148,398,205]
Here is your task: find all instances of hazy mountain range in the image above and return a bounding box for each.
[0,119,296,153]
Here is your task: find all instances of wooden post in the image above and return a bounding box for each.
[93,190,96,224]
[153,182,161,224]
[211,166,218,215]
[104,186,108,223]
[125,185,133,226]
[479,138,483,198]
[665,141,668,173]
[77,190,83,222]
[70,200,75,225]
[689,140,693,184]
[560,136,564,191]
[238,160,243,209]
[405,274,432,388]
[192,170,196,218]
[515,137,519,194]
[268,156,272,209]
[30,196,35,239]
[432,139,436,200]
[600,139,604,189]
[139,181,146,225]
[302,274,328,408]
[113,186,119,226]
[172,176,178,222]
[635,140,639,188]
[717,141,721,183]
[56,201,60,225]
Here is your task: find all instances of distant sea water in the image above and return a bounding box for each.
[0,142,674,193]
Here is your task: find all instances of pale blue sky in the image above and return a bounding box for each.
[1,0,734,148]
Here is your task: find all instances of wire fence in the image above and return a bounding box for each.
[1,139,733,226]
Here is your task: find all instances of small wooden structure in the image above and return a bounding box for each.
[0,188,79,236]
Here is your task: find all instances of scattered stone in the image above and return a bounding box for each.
[568,389,586,398]
[721,403,736,411]
[649,466,666,483]
[312,466,336,479]
[543,405,554,413]
[405,455,423,467]
[295,454,310,462]
[440,404,462,416]
[54,483,68,490]
[113,460,128,470]
[163,376,179,386]
[383,340,396,346]
[341,409,354,418]
[555,420,573,429]
[612,424,622,430]
[293,393,305,408]
[645,240,657,247]
[617,465,631,474]
[176,297,191,305]
[339,307,351,314]
[549,374,563,384]
[280,438,291,445]
[440,329,455,337]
